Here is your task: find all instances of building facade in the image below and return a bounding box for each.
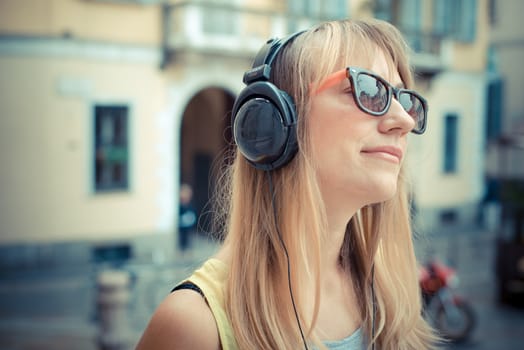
[0,0,491,266]
[370,0,491,232]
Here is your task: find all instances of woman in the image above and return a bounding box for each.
[137,18,438,350]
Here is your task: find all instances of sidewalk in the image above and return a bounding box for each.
[0,318,98,350]
[0,233,220,350]
[0,226,520,350]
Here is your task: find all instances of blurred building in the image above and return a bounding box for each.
[485,0,524,303]
[381,0,490,233]
[485,0,524,193]
[487,0,524,136]
[0,0,492,267]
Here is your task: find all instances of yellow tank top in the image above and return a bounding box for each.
[182,259,365,350]
[184,258,238,350]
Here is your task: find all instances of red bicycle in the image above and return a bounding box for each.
[419,258,476,342]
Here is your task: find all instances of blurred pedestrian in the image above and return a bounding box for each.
[137,18,438,350]
[178,183,196,256]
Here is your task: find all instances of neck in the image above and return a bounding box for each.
[322,204,359,272]
[318,181,369,271]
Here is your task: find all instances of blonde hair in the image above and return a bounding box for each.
[218,18,438,349]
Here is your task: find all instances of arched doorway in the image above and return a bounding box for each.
[179,87,235,238]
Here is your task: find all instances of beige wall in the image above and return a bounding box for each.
[0,54,167,243]
[411,72,486,208]
[0,0,161,45]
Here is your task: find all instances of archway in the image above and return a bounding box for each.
[179,87,235,238]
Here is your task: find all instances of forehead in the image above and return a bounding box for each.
[367,50,402,85]
[341,47,398,82]
[315,49,402,92]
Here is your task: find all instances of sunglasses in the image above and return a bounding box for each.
[316,67,428,134]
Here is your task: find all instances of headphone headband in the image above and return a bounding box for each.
[243,30,306,85]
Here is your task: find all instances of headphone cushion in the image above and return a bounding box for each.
[232,82,298,170]
[234,97,288,165]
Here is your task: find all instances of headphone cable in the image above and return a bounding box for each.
[266,171,309,350]
[371,264,376,350]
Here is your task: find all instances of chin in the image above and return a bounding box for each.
[378,190,398,203]
[367,180,399,204]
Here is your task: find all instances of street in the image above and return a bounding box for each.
[0,227,523,349]
[416,227,524,350]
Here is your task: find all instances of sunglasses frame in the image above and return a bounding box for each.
[346,67,428,134]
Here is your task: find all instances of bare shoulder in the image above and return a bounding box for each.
[135,288,220,350]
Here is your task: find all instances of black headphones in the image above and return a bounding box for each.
[231,31,306,171]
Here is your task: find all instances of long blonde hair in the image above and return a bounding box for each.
[217,18,438,349]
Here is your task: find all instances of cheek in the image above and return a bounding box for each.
[307,95,377,162]
[310,120,358,176]
[308,105,346,162]
[309,97,355,140]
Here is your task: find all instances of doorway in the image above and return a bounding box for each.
[179,87,235,237]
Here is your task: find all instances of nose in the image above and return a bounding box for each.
[378,98,416,135]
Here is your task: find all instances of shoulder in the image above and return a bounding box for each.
[136,288,220,350]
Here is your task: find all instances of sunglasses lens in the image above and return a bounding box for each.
[356,73,389,113]
[399,92,425,132]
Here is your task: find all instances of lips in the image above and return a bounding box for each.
[361,146,403,163]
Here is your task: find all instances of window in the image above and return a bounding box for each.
[433,0,456,36]
[454,0,477,42]
[372,0,423,52]
[321,0,348,19]
[93,105,130,192]
[489,0,497,25]
[485,78,504,141]
[433,0,477,42]
[443,113,459,173]
[440,209,458,224]
[287,0,348,32]
[202,0,236,35]
[397,0,422,51]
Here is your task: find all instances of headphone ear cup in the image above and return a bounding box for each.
[232,82,298,171]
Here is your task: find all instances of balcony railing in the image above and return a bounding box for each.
[160,1,339,67]
[160,1,446,73]
[401,29,447,74]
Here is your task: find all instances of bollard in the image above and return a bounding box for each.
[97,269,133,350]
